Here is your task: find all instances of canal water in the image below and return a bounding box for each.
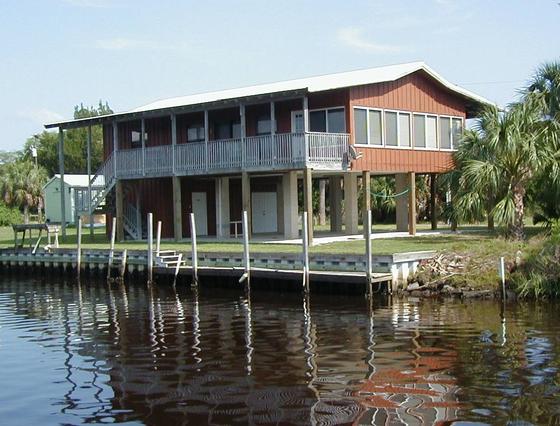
[0,277,558,425]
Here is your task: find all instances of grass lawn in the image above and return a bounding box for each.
[0,221,543,257]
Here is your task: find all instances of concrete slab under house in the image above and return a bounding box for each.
[44,61,491,244]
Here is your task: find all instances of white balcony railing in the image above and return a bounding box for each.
[112,132,348,179]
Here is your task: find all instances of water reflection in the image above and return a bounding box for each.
[0,277,559,425]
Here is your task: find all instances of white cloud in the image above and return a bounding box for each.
[337,27,402,53]
[93,38,183,51]
[18,109,64,126]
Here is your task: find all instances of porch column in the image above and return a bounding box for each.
[430,173,437,230]
[216,177,230,238]
[329,176,343,232]
[270,101,276,135]
[282,171,298,239]
[115,180,124,242]
[242,171,251,237]
[395,173,408,232]
[303,167,313,244]
[112,121,118,177]
[87,125,93,237]
[204,110,209,171]
[408,172,417,236]
[171,113,177,175]
[240,104,246,168]
[141,118,146,176]
[172,176,182,241]
[343,173,358,234]
[58,128,66,236]
[362,170,371,238]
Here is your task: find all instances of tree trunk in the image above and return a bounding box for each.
[487,193,495,231]
[510,183,525,240]
[23,205,29,224]
[318,179,326,226]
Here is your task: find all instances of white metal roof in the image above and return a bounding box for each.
[45,61,493,129]
[43,174,104,189]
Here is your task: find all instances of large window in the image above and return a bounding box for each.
[413,114,426,148]
[452,118,463,147]
[256,115,271,135]
[439,117,452,149]
[309,107,346,133]
[385,111,398,146]
[354,109,367,144]
[187,125,205,142]
[399,113,411,147]
[368,110,383,145]
[426,115,437,148]
[131,130,148,147]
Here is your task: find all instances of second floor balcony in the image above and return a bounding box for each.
[106,131,349,180]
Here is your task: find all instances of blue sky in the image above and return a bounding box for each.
[1,0,558,150]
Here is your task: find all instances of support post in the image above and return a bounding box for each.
[115,181,124,242]
[365,210,372,296]
[240,104,246,167]
[107,217,116,280]
[344,173,359,234]
[329,176,343,232]
[240,210,250,285]
[156,220,162,256]
[172,176,182,241]
[171,113,177,174]
[141,118,146,176]
[87,126,94,237]
[76,217,82,276]
[302,211,310,293]
[282,171,298,239]
[270,101,276,135]
[58,128,66,237]
[408,172,416,236]
[135,193,142,240]
[147,213,153,284]
[362,170,371,238]
[242,172,251,238]
[318,179,326,226]
[395,173,408,232]
[112,121,118,177]
[303,167,313,245]
[204,110,209,171]
[216,177,230,238]
[430,173,438,230]
[189,213,198,286]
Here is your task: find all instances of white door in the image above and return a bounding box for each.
[291,110,304,133]
[192,192,208,236]
[252,192,277,233]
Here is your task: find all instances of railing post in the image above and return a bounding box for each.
[365,210,372,296]
[147,213,153,284]
[190,212,198,286]
[58,128,66,237]
[204,110,209,172]
[112,121,118,178]
[87,125,93,237]
[302,211,310,293]
[141,118,146,176]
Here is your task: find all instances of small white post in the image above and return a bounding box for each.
[119,249,128,280]
[499,256,506,299]
[77,217,82,275]
[107,217,116,280]
[365,210,372,296]
[156,220,162,256]
[147,213,153,284]
[239,210,250,285]
[302,211,310,293]
[190,213,198,285]
[173,253,182,286]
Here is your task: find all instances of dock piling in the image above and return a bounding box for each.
[119,249,128,280]
[239,210,250,285]
[147,213,153,284]
[302,211,310,293]
[365,210,373,296]
[156,220,162,257]
[189,213,198,286]
[77,217,83,275]
[107,217,116,280]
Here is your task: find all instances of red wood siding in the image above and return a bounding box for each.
[352,148,454,174]
[177,111,205,144]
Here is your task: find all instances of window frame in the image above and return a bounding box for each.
[307,106,347,133]
[187,124,205,143]
[412,113,439,151]
[438,114,464,150]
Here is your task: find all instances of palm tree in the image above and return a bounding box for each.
[0,160,47,224]
[457,100,548,240]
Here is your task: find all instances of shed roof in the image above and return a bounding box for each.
[43,174,103,189]
[45,61,493,129]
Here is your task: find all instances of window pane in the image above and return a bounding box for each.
[257,116,271,135]
[426,116,437,148]
[217,123,230,139]
[354,109,367,144]
[414,115,426,147]
[131,131,140,143]
[439,117,451,149]
[309,110,326,132]
[188,126,201,142]
[327,108,345,133]
[385,111,398,146]
[232,122,241,139]
[399,113,411,147]
[368,110,382,145]
[452,118,463,148]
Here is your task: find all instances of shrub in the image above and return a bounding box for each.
[0,203,21,226]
